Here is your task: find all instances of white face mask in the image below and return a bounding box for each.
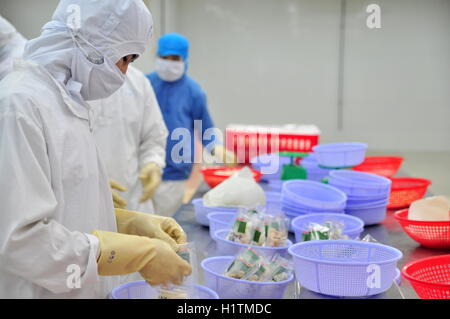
[71,47,126,101]
[155,56,185,82]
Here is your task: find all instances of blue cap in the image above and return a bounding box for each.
[157,33,189,61]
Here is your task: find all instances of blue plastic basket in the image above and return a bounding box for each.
[201,256,293,299]
[282,180,347,210]
[110,280,219,299]
[329,170,392,197]
[266,180,286,193]
[345,203,388,226]
[251,154,291,181]
[291,213,365,242]
[192,198,241,226]
[288,240,402,297]
[301,155,333,182]
[207,212,236,240]
[213,229,292,259]
[312,142,368,168]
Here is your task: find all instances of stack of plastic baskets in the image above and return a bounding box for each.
[300,153,334,182]
[288,240,402,297]
[201,256,294,299]
[328,171,392,225]
[291,213,365,242]
[250,153,291,182]
[281,180,347,220]
[110,280,219,299]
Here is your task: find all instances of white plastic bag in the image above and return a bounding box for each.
[408,196,450,221]
[203,167,266,208]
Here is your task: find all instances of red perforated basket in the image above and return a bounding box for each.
[402,254,450,299]
[394,209,450,249]
[352,156,404,178]
[388,177,432,209]
[201,166,262,188]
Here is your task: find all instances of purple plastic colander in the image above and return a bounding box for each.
[345,203,388,226]
[282,180,347,211]
[312,142,368,168]
[251,154,291,181]
[192,198,241,226]
[213,229,292,259]
[207,212,236,240]
[288,240,402,297]
[201,256,293,299]
[291,213,365,242]
[110,280,219,299]
[329,170,392,197]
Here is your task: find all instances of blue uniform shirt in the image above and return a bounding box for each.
[147,72,217,181]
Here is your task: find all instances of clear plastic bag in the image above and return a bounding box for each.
[224,247,263,279]
[157,242,198,299]
[226,209,254,244]
[302,222,330,241]
[265,215,288,247]
[268,255,293,282]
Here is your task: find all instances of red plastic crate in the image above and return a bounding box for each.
[394,209,450,249]
[226,128,319,164]
[402,255,450,299]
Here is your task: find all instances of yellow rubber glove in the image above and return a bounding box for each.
[213,145,237,166]
[139,162,162,203]
[93,230,192,286]
[115,208,187,251]
[109,179,127,209]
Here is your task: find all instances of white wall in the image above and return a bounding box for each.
[176,0,450,151]
[1,0,449,151]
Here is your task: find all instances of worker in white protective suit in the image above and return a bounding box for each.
[0,15,27,80]
[90,65,168,213]
[0,0,191,299]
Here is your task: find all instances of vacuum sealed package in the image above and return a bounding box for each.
[325,220,349,240]
[224,247,262,279]
[265,215,288,247]
[241,259,271,282]
[302,223,330,241]
[250,214,266,246]
[157,242,198,299]
[226,209,256,244]
[268,255,293,282]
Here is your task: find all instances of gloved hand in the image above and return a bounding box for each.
[139,162,162,202]
[115,208,187,251]
[213,145,237,166]
[93,230,192,286]
[109,179,127,209]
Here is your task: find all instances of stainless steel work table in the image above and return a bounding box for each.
[173,182,448,299]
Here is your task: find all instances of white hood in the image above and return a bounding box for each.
[23,0,153,100]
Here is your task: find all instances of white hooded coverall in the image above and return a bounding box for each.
[0,0,153,298]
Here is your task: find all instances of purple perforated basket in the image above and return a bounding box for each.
[201,256,293,299]
[291,213,364,242]
[192,198,241,226]
[288,240,402,297]
[111,280,219,299]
